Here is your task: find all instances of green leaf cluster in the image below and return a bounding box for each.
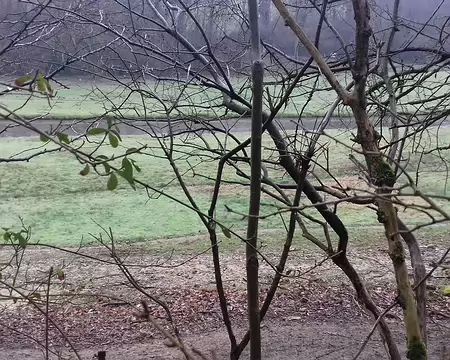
[14,73,54,102]
[2,227,29,248]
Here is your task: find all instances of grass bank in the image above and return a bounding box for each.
[1,126,449,247]
[2,72,449,119]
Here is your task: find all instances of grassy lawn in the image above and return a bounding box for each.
[0,76,346,119]
[1,71,449,119]
[1,126,449,248]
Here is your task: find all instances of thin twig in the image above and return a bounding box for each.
[45,267,53,360]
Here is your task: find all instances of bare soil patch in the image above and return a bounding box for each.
[0,238,449,359]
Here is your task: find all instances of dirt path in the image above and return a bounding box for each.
[2,115,447,138]
[1,319,449,360]
[0,117,355,138]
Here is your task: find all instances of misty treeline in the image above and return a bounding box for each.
[1,0,450,77]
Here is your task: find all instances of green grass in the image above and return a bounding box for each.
[1,71,450,119]
[1,127,449,247]
[144,225,450,255]
[1,77,334,119]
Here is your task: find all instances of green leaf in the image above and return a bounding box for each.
[133,163,141,172]
[102,162,111,174]
[122,157,133,172]
[442,286,450,296]
[36,76,47,93]
[16,233,27,248]
[119,172,135,190]
[107,117,120,133]
[126,147,139,155]
[220,226,231,239]
[107,173,118,190]
[109,129,122,141]
[119,158,135,189]
[45,80,53,95]
[56,269,65,281]
[56,132,70,144]
[79,164,90,176]
[14,75,33,87]
[108,133,119,148]
[107,117,114,129]
[39,133,50,142]
[96,156,111,174]
[87,128,107,136]
[3,232,11,241]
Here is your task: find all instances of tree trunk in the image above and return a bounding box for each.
[265,121,401,359]
[350,1,426,358]
[246,1,263,358]
[269,0,427,357]
[333,254,401,360]
[398,219,428,345]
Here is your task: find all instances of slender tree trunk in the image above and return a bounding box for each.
[380,0,428,344]
[265,121,401,358]
[398,219,427,345]
[246,0,263,359]
[350,1,426,358]
[333,254,402,360]
[270,0,419,357]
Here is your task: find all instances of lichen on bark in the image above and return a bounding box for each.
[375,159,396,187]
[407,338,427,360]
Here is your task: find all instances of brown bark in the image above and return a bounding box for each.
[265,121,401,359]
[350,1,426,358]
[333,254,401,360]
[266,121,349,253]
[232,153,311,360]
[271,0,350,103]
[208,229,237,353]
[398,219,428,345]
[377,201,423,352]
[271,0,428,357]
[246,1,263,355]
[245,60,264,360]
